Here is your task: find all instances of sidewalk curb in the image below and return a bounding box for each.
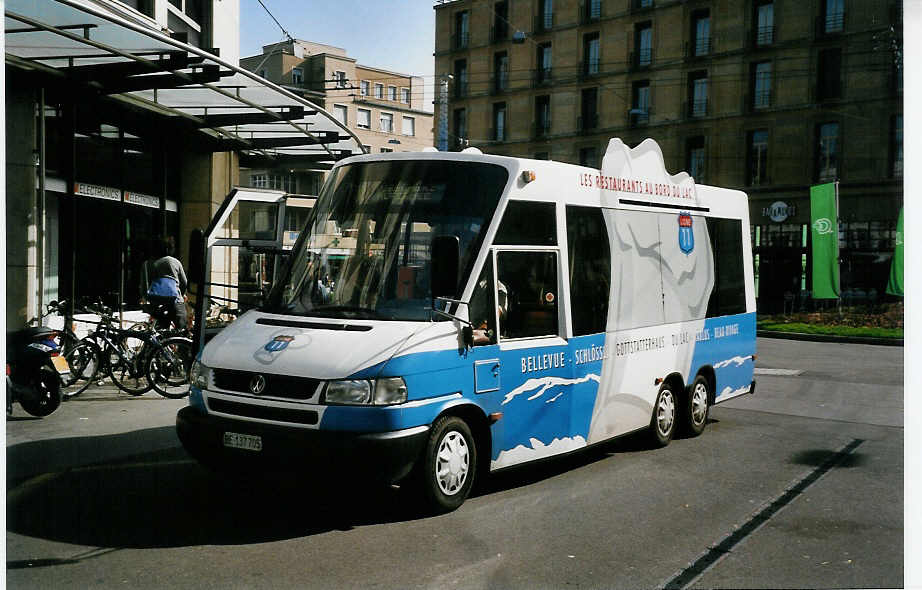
[757,330,904,347]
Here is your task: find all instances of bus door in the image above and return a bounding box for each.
[189,187,290,354]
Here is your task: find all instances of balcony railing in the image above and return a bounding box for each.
[533,67,553,86]
[490,73,509,95]
[451,32,470,50]
[815,12,844,38]
[628,107,651,126]
[578,113,599,133]
[685,37,712,59]
[533,120,551,139]
[490,25,509,43]
[534,13,554,33]
[580,58,601,79]
[580,1,602,23]
[452,80,468,99]
[630,49,653,70]
[685,98,708,118]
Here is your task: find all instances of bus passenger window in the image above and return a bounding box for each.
[496,251,559,339]
[495,201,557,245]
[566,206,611,336]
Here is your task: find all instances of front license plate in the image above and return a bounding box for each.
[223,432,262,452]
[51,355,70,375]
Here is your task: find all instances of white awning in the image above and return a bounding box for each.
[4,0,366,169]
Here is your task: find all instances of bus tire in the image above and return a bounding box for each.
[416,415,477,513]
[648,383,676,448]
[683,375,710,437]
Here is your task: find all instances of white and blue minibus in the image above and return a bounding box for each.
[177,137,756,511]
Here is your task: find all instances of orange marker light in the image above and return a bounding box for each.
[521,170,536,183]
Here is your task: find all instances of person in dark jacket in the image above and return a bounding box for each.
[145,238,188,331]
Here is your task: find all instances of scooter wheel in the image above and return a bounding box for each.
[19,366,62,417]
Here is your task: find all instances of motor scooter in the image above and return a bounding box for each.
[6,325,67,417]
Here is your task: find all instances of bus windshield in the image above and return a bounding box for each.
[265,159,509,321]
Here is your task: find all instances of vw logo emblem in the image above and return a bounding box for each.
[249,374,267,395]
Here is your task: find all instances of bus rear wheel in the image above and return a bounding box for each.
[683,376,710,437]
[415,415,477,513]
[648,384,676,448]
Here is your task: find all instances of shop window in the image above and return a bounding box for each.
[495,201,557,245]
[705,218,746,317]
[497,251,559,340]
[567,206,610,336]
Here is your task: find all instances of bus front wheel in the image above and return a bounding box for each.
[649,384,676,448]
[416,415,477,513]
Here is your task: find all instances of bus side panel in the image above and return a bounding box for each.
[689,312,757,401]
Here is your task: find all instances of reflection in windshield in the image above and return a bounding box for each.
[266,159,508,320]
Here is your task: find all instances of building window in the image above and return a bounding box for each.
[401,88,410,104]
[688,71,708,117]
[535,95,551,136]
[583,33,600,76]
[823,0,844,33]
[687,136,706,182]
[380,112,394,133]
[536,43,552,83]
[334,71,347,89]
[816,122,839,182]
[493,1,509,41]
[635,0,653,8]
[291,67,303,85]
[374,83,384,98]
[752,61,772,109]
[579,146,599,168]
[388,85,397,101]
[493,51,509,92]
[360,80,369,96]
[333,104,348,125]
[357,108,371,129]
[891,115,903,178]
[454,10,470,49]
[380,147,393,153]
[453,108,467,148]
[584,0,602,22]
[747,129,769,186]
[402,116,415,136]
[692,10,710,56]
[818,48,842,101]
[538,0,554,31]
[631,80,650,124]
[755,1,774,45]
[454,59,468,98]
[580,87,598,130]
[493,102,507,141]
[251,173,268,188]
[635,22,653,67]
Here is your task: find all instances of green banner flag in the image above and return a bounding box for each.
[886,207,903,296]
[810,182,840,299]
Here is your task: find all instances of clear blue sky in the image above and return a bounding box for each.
[240,0,436,105]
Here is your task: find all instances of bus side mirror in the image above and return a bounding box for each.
[431,235,460,299]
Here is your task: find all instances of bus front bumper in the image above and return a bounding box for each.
[176,406,429,484]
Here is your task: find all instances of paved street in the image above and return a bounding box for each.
[6,338,905,589]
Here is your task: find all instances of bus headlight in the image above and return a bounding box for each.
[189,360,210,390]
[323,380,372,405]
[374,377,408,405]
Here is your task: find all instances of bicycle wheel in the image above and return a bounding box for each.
[147,336,194,398]
[107,332,153,395]
[60,341,100,399]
